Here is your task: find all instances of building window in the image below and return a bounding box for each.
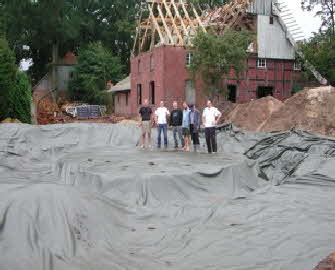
[137,84,142,105]
[150,55,154,71]
[269,16,274,25]
[126,92,129,106]
[117,95,120,104]
[149,81,155,105]
[257,58,267,68]
[137,59,141,73]
[294,62,302,71]
[186,52,193,66]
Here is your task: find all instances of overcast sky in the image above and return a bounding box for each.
[281,0,322,38]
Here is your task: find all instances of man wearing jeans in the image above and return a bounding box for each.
[202,100,222,153]
[155,100,170,148]
[170,101,184,149]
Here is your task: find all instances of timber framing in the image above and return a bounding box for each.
[133,0,256,55]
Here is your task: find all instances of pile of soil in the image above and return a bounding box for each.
[225,86,335,137]
[1,118,21,124]
[261,86,335,136]
[225,96,283,132]
[314,252,335,270]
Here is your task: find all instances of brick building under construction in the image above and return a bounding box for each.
[110,0,326,116]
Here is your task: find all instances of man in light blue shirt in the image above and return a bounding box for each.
[182,102,191,151]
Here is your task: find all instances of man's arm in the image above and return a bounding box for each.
[215,109,222,125]
[202,109,206,125]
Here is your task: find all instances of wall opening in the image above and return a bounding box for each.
[126,92,129,106]
[227,85,237,103]
[257,86,273,98]
[185,80,195,105]
[149,81,155,105]
[137,84,142,105]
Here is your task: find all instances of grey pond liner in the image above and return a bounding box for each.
[0,123,334,270]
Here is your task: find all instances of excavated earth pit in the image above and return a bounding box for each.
[0,123,335,270]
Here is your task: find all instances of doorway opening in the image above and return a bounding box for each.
[257,86,273,98]
[227,85,237,103]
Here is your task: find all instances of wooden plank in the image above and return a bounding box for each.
[157,4,175,44]
[163,0,184,45]
[171,0,188,38]
[149,3,165,44]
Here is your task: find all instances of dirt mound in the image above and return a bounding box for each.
[261,86,335,136]
[225,96,283,132]
[314,252,335,270]
[224,86,335,137]
[1,118,22,124]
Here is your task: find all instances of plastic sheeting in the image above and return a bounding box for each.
[0,123,335,270]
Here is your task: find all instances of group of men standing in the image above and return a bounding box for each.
[139,99,222,154]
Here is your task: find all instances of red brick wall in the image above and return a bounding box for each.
[129,45,313,116]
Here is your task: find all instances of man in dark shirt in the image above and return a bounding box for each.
[189,104,200,152]
[139,99,152,148]
[170,101,185,149]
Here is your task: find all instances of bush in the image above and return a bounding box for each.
[68,42,123,104]
[0,38,17,121]
[9,72,32,124]
[298,30,335,86]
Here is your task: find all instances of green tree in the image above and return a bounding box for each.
[2,0,138,84]
[68,42,123,104]
[10,72,32,123]
[301,0,335,36]
[0,37,32,123]
[298,30,335,86]
[188,29,253,99]
[0,37,17,121]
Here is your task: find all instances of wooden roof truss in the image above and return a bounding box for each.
[133,0,256,55]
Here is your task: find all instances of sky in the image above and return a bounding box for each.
[281,0,322,38]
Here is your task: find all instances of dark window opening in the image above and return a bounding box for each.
[137,84,142,105]
[227,85,237,103]
[70,72,74,79]
[117,95,120,103]
[126,92,129,106]
[269,16,274,25]
[257,86,274,98]
[149,81,155,105]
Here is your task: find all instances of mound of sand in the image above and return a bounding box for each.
[314,252,335,270]
[261,86,335,136]
[225,96,283,132]
[1,118,22,123]
[225,86,335,137]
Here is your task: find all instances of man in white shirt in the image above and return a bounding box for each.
[155,100,170,148]
[202,100,222,153]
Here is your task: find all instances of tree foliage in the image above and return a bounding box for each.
[2,0,139,83]
[0,37,32,123]
[298,30,335,86]
[188,0,230,10]
[68,42,123,104]
[188,30,253,98]
[301,0,335,36]
[0,37,17,120]
[10,72,32,124]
